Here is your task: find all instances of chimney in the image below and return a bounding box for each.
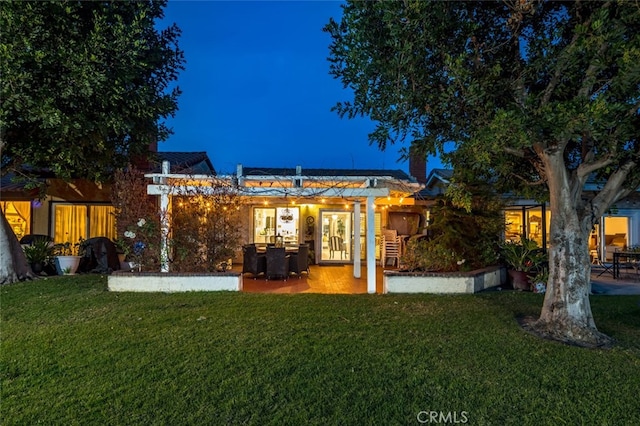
[409,152,427,184]
[131,141,159,172]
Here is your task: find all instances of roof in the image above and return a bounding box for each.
[1,173,34,193]
[413,168,453,199]
[1,152,216,196]
[240,166,415,181]
[152,152,215,175]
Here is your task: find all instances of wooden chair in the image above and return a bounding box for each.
[382,233,401,268]
[242,244,266,278]
[289,244,310,278]
[266,246,289,280]
[329,236,346,259]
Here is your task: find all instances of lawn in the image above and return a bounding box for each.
[2,275,639,425]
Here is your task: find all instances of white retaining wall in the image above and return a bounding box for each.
[384,266,505,294]
[108,272,243,292]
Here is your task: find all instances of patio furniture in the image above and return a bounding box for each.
[329,236,345,259]
[289,244,309,278]
[266,246,289,280]
[242,244,266,278]
[613,251,640,279]
[382,229,401,268]
[595,258,614,277]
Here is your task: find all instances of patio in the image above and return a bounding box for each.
[237,263,640,295]
[238,264,385,294]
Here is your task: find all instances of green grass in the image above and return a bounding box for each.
[2,275,639,425]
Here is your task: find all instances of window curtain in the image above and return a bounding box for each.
[54,205,87,244]
[11,202,31,234]
[1,202,31,235]
[89,206,116,240]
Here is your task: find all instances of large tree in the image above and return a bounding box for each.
[0,0,184,284]
[325,0,640,347]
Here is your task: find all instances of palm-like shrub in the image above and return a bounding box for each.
[401,195,503,272]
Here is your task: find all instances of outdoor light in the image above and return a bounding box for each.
[280,207,294,222]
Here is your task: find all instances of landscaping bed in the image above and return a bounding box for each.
[384,265,506,293]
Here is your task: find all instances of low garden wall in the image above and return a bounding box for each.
[383,266,506,294]
[108,271,243,292]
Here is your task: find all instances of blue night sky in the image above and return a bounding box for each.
[160,0,443,175]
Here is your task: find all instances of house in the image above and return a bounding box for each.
[145,162,425,292]
[416,168,640,261]
[0,151,215,245]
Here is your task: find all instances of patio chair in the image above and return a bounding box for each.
[594,258,614,277]
[329,236,345,259]
[382,235,401,268]
[289,244,310,278]
[266,246,289,280]
[242,244,266,278]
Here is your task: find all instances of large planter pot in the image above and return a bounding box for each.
[508,269,530,291]
[55,255,82,275]
[30,262,44,274]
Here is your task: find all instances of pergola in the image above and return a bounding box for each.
[146,161,423,293]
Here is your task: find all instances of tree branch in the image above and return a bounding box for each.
[578,41,609,99]
[590,160,638,218]
[503,147,526,158]
[576,154,614,181]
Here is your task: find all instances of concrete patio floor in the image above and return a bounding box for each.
[590,266,640,295]
[236,263,640,295]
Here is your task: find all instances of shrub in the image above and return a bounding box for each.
[111,168,244,272]
[401,196,503,272]
[111,167,161,271]
[170,181,244,272]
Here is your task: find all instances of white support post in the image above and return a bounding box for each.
[353,200,361,278]
[366,196,376,293]
[159,188,170,273]
[159,161,170,273]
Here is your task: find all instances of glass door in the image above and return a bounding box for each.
[351,211,382,261]
[319,210,352,262]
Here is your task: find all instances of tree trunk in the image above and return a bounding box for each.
[0,208,36,285]
[528,153,613,348]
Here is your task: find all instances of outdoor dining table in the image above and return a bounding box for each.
[612,251,640,279]
[256,245,299,254]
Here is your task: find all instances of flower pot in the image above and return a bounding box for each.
[508,269,530,291]
[30,262,44,274]
[117,253,126,263]
[55,255,81,275]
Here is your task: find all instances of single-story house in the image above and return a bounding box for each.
[145,162,426,292]
[416,168,640,262]
[1,151,215,245]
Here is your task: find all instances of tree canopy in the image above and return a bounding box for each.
[0,0,183,285]
[0,0,184,183]
[325,0,639,200]
[325,0,640,347]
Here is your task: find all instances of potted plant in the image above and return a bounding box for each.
[500,237,546,290]
[114,238,131,264]
[54,237,85,275]
[23,238,55,274]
